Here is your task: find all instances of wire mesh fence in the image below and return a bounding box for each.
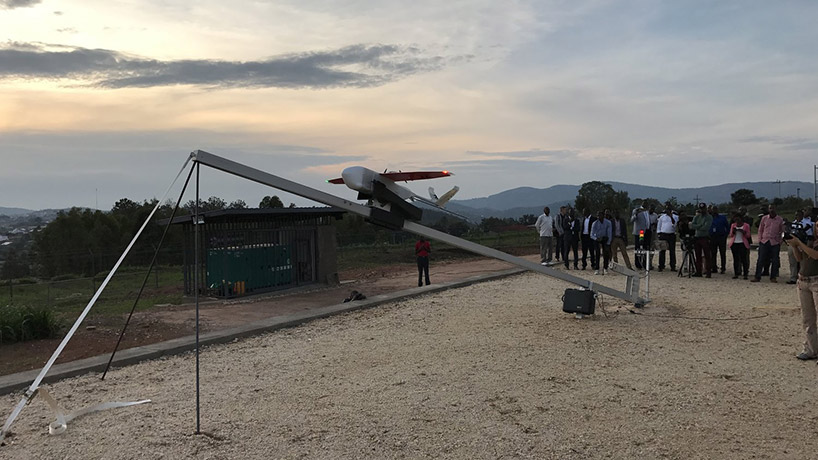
[0,266,185,315]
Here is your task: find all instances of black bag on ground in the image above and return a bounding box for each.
[562,289,595,315]
[344,290,367,302]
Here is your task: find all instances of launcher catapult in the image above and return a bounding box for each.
[191,150,647,304]
[1,150,648,443]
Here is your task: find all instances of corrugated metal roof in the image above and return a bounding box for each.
[157,207,345,225]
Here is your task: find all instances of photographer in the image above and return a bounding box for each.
[785,235,818,361]
[691,202,713,278]
[803,209,815,243]
[728,213,750,279]
[787,210,807,285]
[677,211,693,244]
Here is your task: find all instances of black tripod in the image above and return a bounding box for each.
[678,238,696,278]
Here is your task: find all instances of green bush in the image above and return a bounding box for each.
[51,274,78,281]
[0,305,64,344]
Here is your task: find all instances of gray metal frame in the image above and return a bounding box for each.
[190,150,647,306]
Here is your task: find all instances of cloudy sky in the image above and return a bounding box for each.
[1,0,816,210]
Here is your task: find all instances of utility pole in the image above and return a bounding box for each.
[694,194,700,206]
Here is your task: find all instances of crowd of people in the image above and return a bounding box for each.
[534,202,816,282]
[535,202,818,363]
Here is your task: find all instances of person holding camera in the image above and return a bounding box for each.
[784,234,818,360]
[691,202,713,278]
[800,209,815,242]
[787,210,807,284]
[751,205,785,283]
[728,213,751,279]
[591,210,612,275]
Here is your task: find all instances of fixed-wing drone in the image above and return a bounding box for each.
[328,166,463,225]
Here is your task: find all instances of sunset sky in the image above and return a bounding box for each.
[1,0,816,210]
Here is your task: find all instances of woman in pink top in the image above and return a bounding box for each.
[728,213,751,279]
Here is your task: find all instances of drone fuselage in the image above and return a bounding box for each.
[341,166,414,201]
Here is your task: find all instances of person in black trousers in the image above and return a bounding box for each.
[415,237,431,286]
[580,208,597,270]
[563,207,580,269]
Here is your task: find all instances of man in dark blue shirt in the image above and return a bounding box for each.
[710,206,730,274]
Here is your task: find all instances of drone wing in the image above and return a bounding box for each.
[380,171,453,182]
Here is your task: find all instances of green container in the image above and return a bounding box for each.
[206,245,292,296]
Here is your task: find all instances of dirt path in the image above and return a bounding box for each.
[2,258,813,458]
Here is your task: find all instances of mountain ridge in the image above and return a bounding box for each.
[450,180,813,219]
[0,206,35,216]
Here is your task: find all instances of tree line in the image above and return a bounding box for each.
[1,195,290,280]
[3,182,809,281]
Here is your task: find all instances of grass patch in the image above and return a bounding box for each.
[0,304,65,344]
[0,232,537,327]
[0,266,186,317]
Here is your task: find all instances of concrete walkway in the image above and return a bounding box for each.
[0,268,525,396]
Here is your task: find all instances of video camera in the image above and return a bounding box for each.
[680,228,696,251]
[786,220,807,243]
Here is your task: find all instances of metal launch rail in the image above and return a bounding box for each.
[0,150,649,444]
[190,150,648,307]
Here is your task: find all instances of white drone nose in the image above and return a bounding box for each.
[341,166,375,194]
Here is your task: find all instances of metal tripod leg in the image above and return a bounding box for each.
[677,249,695,278]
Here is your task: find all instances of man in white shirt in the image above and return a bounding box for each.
[657,208,678,272]
[535,206,554,264]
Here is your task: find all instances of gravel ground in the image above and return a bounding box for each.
[2,268,816,459]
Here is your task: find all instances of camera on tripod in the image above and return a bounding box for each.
[680,229,696,251]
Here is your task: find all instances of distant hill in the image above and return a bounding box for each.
[0,206,34,216]
[450,181,814,220]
